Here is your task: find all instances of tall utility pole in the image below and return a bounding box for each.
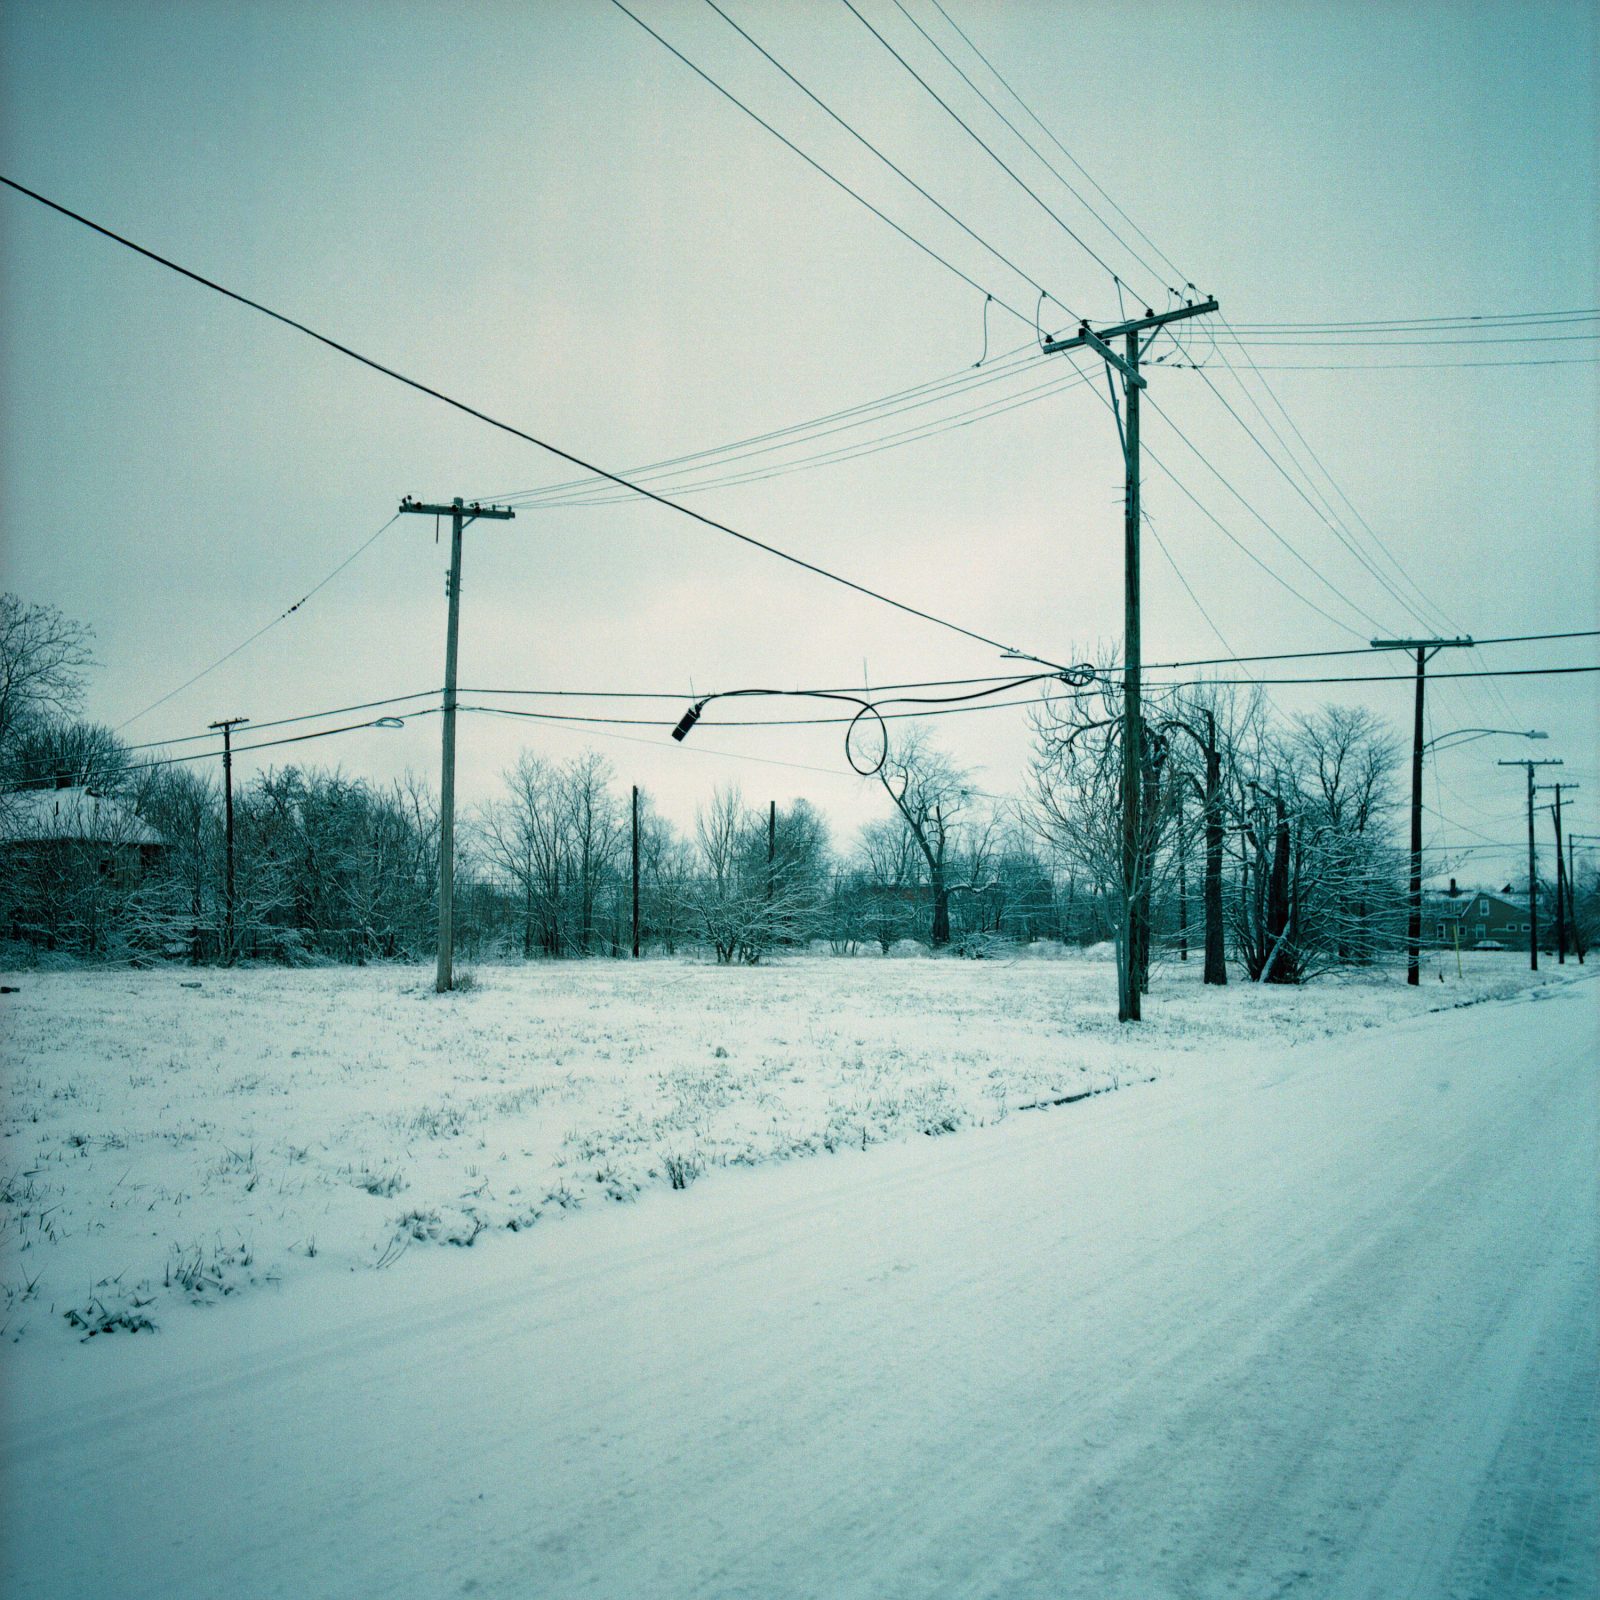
[1370,637,1474,984]
[1499,757,1563,970]
[1568,833,1597,963]
[1538,782,1579,964]
[398,496,516,992]
[209,716,249,964]
[1042,296,1218,1023]
[631,784,641,959]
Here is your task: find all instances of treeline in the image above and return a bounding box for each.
[3,593,1593,980]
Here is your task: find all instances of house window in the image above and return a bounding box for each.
[1479,898,1489,914]
[1475,924,1486,938]
[1436,923,1446,939]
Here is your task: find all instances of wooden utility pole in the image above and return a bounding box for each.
[1043,296,1218,1022]
[1538,782,1579,963]
[1370,637,1474,984]
[398,496,516,992]
[208,716,249,964]
[631,784,641,958]
[1568,832,1596,963]
[1499,757,1562,970]
[1176,789,1188,963]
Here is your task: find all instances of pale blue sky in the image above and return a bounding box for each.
[2,0,1595,876]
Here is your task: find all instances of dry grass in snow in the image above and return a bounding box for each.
[0,948,1552,1343]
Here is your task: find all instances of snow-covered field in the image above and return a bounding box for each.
[2,954,1596,1598]
[0,950,1550,1343]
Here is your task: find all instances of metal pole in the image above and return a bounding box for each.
[437,500,465,993]
[631,784,640,959]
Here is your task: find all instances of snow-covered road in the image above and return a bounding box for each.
[4,976,1596,1598]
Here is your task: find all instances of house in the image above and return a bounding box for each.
[1,782,166,948]
[1427,880,1534,949]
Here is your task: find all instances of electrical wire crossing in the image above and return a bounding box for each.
[0,173,1066,673]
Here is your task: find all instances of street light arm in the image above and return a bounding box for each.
[1422,727,1548,753]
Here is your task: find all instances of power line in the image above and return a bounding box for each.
[1172,355,1600,372]
[1201,311,1514,732]
[1143,663,1600,689]
[601,0,1033,327]
[459,660,1597,735]
[887,0,1169,304]
[507,360,1097,508]
[123,689,443,752]
[698,0,1071,316]
[13,710,442,785]
[1135,422,1386,642]
[837,0,1116,308]
[0,173,1057,669]
[1178,370,1435,636]
[1227,308,1599,330]
[113,513,400,730]
[921,0,1195,293]
[1206,332,1600,348]
[486,340,1045,504]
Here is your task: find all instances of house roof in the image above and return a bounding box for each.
[0,786,165,847]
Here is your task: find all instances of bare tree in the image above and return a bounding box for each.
[0,594,95,759]
[562,751,623,955]
[855,814,921,952]
[687,786,825,963]
[1028,672,1174,1017]
[876,731,971,947]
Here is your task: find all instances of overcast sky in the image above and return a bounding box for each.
[2,0,1596,882]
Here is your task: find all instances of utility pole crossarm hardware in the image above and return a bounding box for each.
[1043,293,1218,1022]
[398,495,516,992]
[1041,299,1220,356]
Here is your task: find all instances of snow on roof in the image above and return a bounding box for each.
[0,786,165,847]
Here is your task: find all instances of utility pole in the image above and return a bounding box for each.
[631,784,641,959]
[1499,757,1562,970]
[1043,296,1218,1022]
[1538,783,1579,963]
[1370,637,1474,984]
[1568,833,1597,963]
[767,799,776,906]
[1176,790,1188,963]
[208,716,249,964]
[398,496,516,992]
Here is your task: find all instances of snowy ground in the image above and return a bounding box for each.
[1,954,1596,1597]
[0,949,1553,1343]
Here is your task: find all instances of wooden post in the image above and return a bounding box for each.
[1497,758,1561,974]
[1041,298,1218,1022]
[1406,647,1426,985]
[209,716,249,964]
[1120,330,1143,1021]
[631,784,641,958]
[397,495,516,991]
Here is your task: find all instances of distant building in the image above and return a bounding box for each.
[1,783,166,948]
[1426,879,1533,949]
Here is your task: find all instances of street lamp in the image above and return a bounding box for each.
[1422,727,1547,754]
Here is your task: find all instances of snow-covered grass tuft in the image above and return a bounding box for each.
[0,951,1569,1343]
